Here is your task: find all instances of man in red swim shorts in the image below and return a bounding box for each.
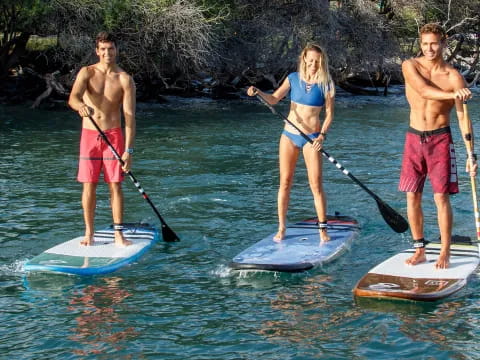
[68,31,136,247]
[400,23,476,269]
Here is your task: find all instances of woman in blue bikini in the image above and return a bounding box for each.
[247,43,335,242]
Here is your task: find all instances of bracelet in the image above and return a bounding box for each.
[126,148,134,154]
[320,132,327,138]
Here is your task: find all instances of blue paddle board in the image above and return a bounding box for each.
[24,223,159,275]
[230,215,360,272]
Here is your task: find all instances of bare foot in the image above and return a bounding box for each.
[114,231,132,247]
[273,228,286,243]
[80,234,94,246]
[319,228,330,243]
[435,253,449,269]
[405,249,427,266]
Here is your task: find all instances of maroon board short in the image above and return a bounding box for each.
[398,126,458,194]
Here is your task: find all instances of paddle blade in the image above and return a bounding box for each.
[161,223,180,242]
[376,198,409,233]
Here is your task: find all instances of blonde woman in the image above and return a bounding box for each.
[247,43,335,242]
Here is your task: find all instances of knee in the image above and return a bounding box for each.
[407,192,422,207]
[279,177,294,191]
[108,182,123,194]
[434,193,450,207]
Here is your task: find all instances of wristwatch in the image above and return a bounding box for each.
[126,148,134,154]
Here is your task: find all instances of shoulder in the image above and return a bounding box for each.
[118,71,135,90]
[402,58,420,72]
[288,72,298,80]
[445,65,466,88]
[77,65,94,79]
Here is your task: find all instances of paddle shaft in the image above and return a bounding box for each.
[462,103,480,241]
[87,115,179,242]
[255,94,408,233]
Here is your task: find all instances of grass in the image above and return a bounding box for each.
[26,35,57,51]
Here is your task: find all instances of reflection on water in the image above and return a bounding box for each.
[67,277,138,357]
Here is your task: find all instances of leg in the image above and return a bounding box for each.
[274,135,300,241]
[433,193,452,269]
[303,143,330,242]
[81,182,97,246]
[108,182,132,246]
[405,191,427,265]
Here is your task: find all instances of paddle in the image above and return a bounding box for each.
[255,94,409,233]
[87,115,180,242]
[462,103,480,241]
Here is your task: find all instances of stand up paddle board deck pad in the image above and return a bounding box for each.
[24,223,159,275]
[353,236,480,301]
[230,215,359,272]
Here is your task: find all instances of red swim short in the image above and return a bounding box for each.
[398,126,458,194]
[77,127,125,183]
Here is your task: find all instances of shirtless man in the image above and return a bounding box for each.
[68,31,136,247]
[400,23,475,269]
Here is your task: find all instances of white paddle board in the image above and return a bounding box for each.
[230,214,360,272]
[24,223,159,275]
[353,236,480,301]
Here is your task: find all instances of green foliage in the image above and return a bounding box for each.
[102,0,131,31]
[0,0,53,33]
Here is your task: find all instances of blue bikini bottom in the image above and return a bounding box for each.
[282,130,320,148]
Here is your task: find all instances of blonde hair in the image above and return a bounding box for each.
[419,23,447,42]
[297,43,335,97]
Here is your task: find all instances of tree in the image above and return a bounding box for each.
[50,0,225,88]
[0,0,52,78]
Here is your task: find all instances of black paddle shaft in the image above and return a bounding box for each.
[87,115,180,242]
[256,95,409,233]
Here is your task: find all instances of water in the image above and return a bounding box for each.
[1,94,480,359]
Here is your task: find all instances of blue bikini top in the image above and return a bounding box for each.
[288,72,326,107]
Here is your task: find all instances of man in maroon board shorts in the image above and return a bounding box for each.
[68,32,136,247]
[399,23,476,269]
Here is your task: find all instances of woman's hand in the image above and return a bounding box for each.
[247,86,259,97]
[311,134,326,151]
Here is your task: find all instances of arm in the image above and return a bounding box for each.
[321,92,334,135]
[312,92,334,151]
[121,75,136,172]
[68,66,93,117]
[246,77,291,105]
[454,76,477,176]
[402,59,456,101]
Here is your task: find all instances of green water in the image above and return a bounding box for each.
[1,94,480,359]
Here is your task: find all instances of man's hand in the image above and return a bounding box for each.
[466,155,478,177]
[453,88,473,102]
[78,104,94,118]
[121,153,132,173]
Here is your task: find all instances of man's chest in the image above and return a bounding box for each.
[87,76,123,100]
[418,68,454,92]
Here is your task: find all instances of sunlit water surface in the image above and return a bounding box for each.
[1,92,480,359]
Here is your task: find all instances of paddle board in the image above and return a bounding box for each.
[230,214,360,272]
[24,223,159,275]
[353,236,480,301]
